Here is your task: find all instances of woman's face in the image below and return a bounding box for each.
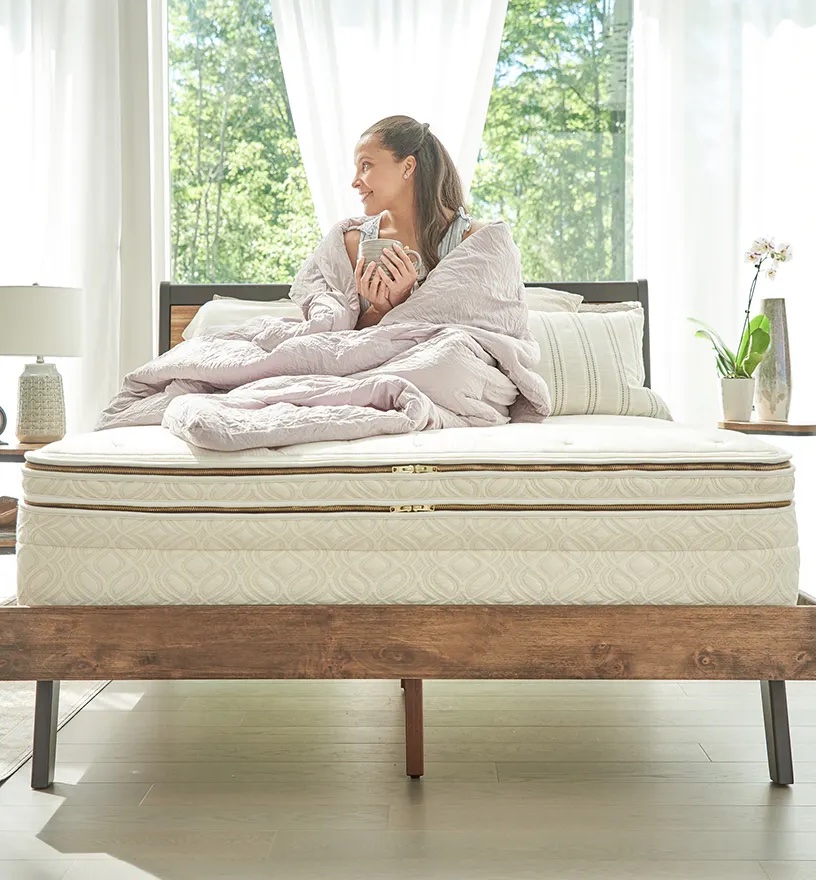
[351,135,414,215]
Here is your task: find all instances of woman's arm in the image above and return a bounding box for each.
[344,229,361,269]
[355,305,386,330]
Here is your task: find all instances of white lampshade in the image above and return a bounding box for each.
[0,285,84,357]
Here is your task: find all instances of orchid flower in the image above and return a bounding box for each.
[691,237,792,378]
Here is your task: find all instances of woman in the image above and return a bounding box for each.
[97,118,551,441]
[346,115,485,330]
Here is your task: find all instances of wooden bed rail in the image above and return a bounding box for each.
[2,604,815,682]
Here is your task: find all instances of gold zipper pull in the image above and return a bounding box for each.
[392,465,415,474]
[390,505,414,512]
[414,465,438,473]
[411,505,435,512]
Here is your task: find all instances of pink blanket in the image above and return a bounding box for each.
[96,217,551,450]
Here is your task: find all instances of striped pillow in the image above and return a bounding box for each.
[527,306,671,419]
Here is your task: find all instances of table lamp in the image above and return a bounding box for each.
[0,285,84,444]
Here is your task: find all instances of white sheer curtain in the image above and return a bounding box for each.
[0,0,169,439]
[632,0,816,427]
[632,0,816,598]
[270,0,508,235]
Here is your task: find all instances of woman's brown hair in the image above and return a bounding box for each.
[360,115,467,275]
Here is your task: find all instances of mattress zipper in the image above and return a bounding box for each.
[24,460,791,476]
[25,499,791,514]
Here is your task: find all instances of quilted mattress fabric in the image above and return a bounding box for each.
[15,416,799,606]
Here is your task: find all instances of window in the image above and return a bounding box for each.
[169,0,632,283]
[472,0,633,282]
[168,0,319,283]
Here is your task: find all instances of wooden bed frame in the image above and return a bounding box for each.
[1,279,813,792]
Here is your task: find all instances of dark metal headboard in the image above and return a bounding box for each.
[159,279,651,387]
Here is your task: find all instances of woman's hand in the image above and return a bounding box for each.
[355,245,417,315]
[377,245,418,308]
[355,257,390,319]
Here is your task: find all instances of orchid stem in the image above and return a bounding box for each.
[736,261,762,372]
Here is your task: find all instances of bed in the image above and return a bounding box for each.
[1,279,813,791]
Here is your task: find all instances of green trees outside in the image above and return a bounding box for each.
[169,0,632,284]
[475,0,631,281]
[169,0,319,283]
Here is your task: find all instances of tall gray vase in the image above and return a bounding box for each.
[755,297,792,422]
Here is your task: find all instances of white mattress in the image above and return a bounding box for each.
[15,415,799,606]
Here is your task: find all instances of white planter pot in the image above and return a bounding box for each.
[721,377,756,422]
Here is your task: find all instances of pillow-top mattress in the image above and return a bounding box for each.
[15,415,799,606]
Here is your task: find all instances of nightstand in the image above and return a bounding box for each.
[0,439,50,554]
[718,420,816,436]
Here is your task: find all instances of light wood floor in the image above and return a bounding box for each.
[1,679,816,878]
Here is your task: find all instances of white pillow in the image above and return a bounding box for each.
[524,286,583,312]
[526,306,671,419]
[182,296,303,340]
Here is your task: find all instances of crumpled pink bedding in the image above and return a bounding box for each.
[96,216,551,450]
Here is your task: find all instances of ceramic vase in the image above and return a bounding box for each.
[755,297,792,422]
[721,377,755,422]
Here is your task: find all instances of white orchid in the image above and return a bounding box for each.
[690,235,792,378]
[773,242,792,262]
[752,237,773,255]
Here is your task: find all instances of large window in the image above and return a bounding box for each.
[169,0,632,283]
[169,0,319,283]
[472,0,632,282]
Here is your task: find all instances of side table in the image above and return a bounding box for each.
[0,440,49,554]
[718,420,816,436]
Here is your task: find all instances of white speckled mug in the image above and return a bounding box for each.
[358,238,422,280]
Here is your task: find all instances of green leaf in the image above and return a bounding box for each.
[749,313,771,337]
[693,328,728,360]
[736,313,768,365]
[715,352,733,378]
[688,318,736,362]
[737,315,771,377]
[742,317,771,376]
[692,325,737,375]
[735,323,751,368]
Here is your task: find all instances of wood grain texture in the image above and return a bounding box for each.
[1,604,815,682]
[403,679,424,778]
[169,305,201,349]
[0,526,15,550]
[719,420,816,436]
[0,442,47,459]
[0,445,44,457]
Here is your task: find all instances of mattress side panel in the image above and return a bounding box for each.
[16,506,800,607]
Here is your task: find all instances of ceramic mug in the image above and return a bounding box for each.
[358,238,422,281]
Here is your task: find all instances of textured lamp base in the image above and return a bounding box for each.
[17,360,66,443]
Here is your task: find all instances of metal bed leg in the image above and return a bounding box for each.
[761,680,793,785]
[402,679,424,778]
[31,681,60,789]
